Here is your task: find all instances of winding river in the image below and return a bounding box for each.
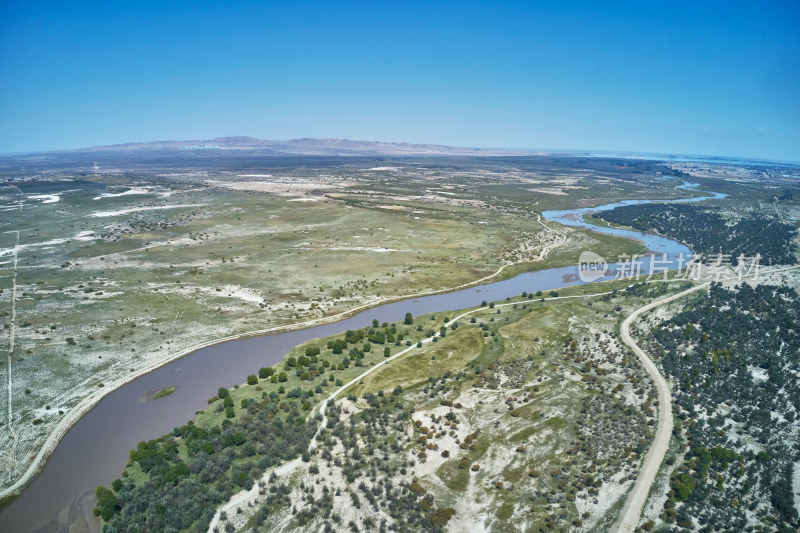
[0,182,726,532]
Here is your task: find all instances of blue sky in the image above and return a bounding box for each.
[1,1,798,161]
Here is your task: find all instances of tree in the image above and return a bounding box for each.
[404,313,413,325]
[218,387,230,399]
[384,347,391,357]
[305,346,320,357]
[278,372,288,382]
[95,486,118,521]
[258,367,274,379]
[329,339,347,354]
[368,330,385,344]
[286,357,297,367]
[344,330,363,344]
[247,375,258,385]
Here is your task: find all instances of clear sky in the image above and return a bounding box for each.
[1,1,798,161]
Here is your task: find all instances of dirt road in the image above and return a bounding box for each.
[610,282,710,532]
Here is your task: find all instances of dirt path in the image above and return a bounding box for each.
[0,214,570,499]
[207,288,618,532]
[610,282,709,532]
[204,267,795,531]
[532,213,568,261]
[0,248,516,498]
[611,263,800,532]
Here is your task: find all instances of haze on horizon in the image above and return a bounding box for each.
[1,1,798,162]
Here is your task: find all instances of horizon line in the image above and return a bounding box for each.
[1,136,798,167]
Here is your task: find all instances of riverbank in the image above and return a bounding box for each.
[0,257,529,501]
[0,185,726,532]
[1,213,585,505]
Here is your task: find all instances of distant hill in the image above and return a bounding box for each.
[70,137,532,156]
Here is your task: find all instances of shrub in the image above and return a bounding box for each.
[94,486,118,521]
[305,346,320,357]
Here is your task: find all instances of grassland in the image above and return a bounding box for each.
[4,152,776,506]
[96,276,703,532]
[1,156,682,496]
[20,152,790,532]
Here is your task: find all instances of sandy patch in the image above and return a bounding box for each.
[76,291,125,301]
[0,231,97,257]
[92,188,154,200]
[88,204,205,217]
[74,231,96,241]
[527,187,568,196]
[793,460,800,516]
[748,366,768,383]
[205,179,353,197]
[575,477,632,527]
[27,194,60,203]
[297,246,402,253]
[155,284,265,305]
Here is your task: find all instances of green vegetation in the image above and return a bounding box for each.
[97,278,696,532]
[597,203,799,265]
[0,493,21,513]
[644,282,800,531]
[8,153,799,531]
[152,387,176,400]
[0,156,695,491]
[95,307,458,530]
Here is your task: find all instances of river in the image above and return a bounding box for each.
[0,182,725,532]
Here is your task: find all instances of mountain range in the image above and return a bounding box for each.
[72,137,533,156]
